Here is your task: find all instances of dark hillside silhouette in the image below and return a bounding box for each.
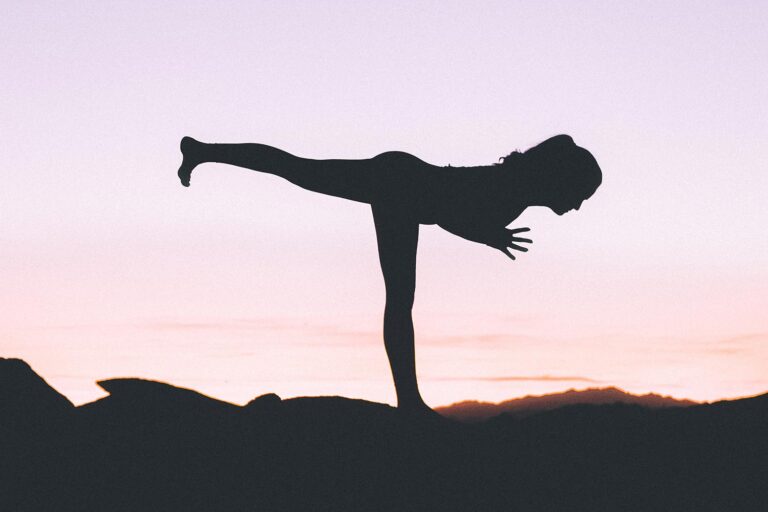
[3,359,767,512]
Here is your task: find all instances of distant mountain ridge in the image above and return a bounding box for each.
[437,386,698,422]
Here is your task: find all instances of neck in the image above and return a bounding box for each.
[505,166,550,208]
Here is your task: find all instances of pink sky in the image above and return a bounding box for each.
[2,1,767,406]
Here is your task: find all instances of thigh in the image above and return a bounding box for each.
[371,203,419,306]
[283,157,380,204]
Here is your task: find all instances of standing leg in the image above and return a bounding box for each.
[178,136,377,204]
[372,202,430,413]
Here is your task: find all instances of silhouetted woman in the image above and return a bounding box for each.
[177,134,602,415]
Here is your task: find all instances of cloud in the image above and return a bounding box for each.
[143,318,299,332]
[139,318,381,346]
[712,333,766,345]
[689,332,768,356]
[429,375,600,383]
[421,333,544,346]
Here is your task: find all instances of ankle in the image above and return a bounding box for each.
[396,396,429,411]
[181,137,205,162]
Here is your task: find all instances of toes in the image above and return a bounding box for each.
[178,166,191,187]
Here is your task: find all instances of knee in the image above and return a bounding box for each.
[385,292,414,313]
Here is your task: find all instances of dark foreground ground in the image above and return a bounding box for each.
[2,358,767,512]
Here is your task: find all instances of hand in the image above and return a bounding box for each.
[498,227,532,260]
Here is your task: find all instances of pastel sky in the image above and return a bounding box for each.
[2,1,767,407]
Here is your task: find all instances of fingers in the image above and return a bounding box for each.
[501,227,533,261]
[511,236,533,244]
[507,227,533,245]
[502,247,516,260]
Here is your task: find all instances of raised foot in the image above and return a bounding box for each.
[177,136,203,187]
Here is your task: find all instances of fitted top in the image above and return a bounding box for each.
[371,151,521,229]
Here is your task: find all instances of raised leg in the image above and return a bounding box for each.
[178,137,378,204]
[371,202,431,413]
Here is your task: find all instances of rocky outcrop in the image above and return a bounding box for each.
[0,357,74,427]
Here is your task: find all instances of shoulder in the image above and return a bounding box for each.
[447,164,506,185]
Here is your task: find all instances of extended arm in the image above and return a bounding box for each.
[438,220,532,260]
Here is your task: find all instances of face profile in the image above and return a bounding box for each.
[520,135,602,216]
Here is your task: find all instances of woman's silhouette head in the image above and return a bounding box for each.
[505,134,602,215]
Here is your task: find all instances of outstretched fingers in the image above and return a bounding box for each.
[507,227,533,248]
[503,226,533,260]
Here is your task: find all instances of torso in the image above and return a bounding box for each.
[372,152,522,227]
[421,165,522,228]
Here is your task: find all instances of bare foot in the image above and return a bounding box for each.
[397,400,447,422]
[177,136,203,187]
